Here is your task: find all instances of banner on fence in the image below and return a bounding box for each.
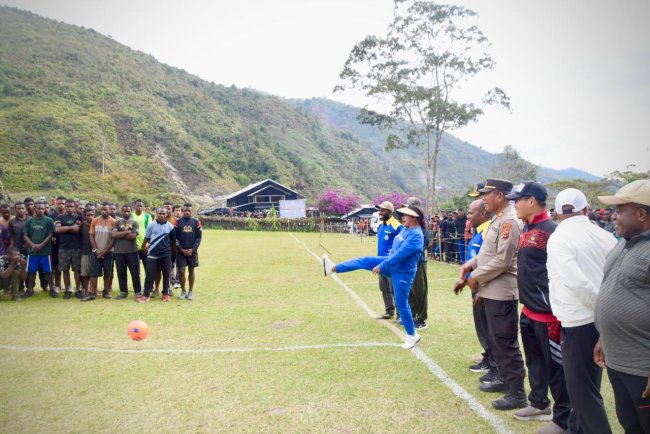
[279,199,306,218]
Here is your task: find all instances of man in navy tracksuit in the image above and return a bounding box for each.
[507,182,573,434]
[175,203,202,300]
[137,209,176,303]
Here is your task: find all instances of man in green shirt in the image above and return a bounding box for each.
[22,202,55,298]
[133,199,151,268]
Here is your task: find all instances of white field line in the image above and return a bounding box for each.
[0,342,400,354]
[292,234,512,434]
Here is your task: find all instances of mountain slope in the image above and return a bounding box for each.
[295,98,600,193]
[0,7,402,201]
[0,6,596,205]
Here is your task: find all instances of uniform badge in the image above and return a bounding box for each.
[501,223,512,239]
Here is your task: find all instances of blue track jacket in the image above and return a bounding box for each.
[377,217,403,256]
[378,226,424,275]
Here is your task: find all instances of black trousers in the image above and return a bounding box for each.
[138,249,147,268]
[143,256,171,296]
[483,298,525,390]
[520,312,572,429]
[562,323,612,434]
[409,262,428,322]
[473,296,496,368]
[114,252,142,294]
[607,367,650,434]
[378,275,395,315]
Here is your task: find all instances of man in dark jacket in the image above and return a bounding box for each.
[454,208,468,263]
[507,181,573,434]
[175,204,202,300]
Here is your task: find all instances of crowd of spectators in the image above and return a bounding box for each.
[0,196,202,303]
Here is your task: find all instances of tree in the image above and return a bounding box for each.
[317,187,362,216]
[606,166,649,184]
[491,145,538,183]
[546,179,615,209]
[335,0,509,215]
[373,191,415,208]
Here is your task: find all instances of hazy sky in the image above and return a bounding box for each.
[4,0,649,177]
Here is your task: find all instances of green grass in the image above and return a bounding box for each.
[0,231,622,433]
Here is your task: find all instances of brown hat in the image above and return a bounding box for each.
[598,179,650,206]
[375,201,394,212]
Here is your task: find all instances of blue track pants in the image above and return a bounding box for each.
[336,256,416,335]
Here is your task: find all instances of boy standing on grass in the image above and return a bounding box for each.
[55,199,82,299]
[138,208,176,303]
[22,202,55,298]
[112,204,141,299]
[132,199,151,268]
[79,209,94,298]
[175,203,202,300]
[83,203,115,301]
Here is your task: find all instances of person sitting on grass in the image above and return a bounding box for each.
[0,247,27,301]
[323,206,425,350]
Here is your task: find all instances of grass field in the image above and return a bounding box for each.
[0,231,623,433]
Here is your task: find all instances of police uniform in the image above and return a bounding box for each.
[466,179,527,407]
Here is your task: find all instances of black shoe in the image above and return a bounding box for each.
[414,321,428,330]
[63,291,72,300]
[22,289,35,298]
[81,293,96,302]
[376,313,394,320]
[479,368,499,383]
[479,378,508,393]
[469,361,490,373]
[49,288,59,298]
[116,292,128,300]
[75,290,83,299]
[491,390,528,410]
[102,290,112,299]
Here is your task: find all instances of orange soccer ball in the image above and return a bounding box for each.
[128,320,150,341]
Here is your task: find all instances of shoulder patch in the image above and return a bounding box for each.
[501,223,512,240]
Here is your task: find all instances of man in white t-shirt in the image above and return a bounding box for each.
[546,188,617,434]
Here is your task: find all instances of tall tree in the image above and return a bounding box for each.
[335,0,509,214]
[546,179,615,208]
[606,166,649,183]
[491,145,538,183]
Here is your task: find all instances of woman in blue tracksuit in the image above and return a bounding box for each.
[323,206,425,349]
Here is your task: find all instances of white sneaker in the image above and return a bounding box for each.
[322,254,335,276]
[402,333,422,349]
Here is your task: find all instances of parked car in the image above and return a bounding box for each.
[198,207,232,216]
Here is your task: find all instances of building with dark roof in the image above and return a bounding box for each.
[220,179,303,212]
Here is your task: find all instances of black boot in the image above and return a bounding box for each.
[491,385,528,410]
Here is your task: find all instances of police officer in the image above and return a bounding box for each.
[459,178,527,410]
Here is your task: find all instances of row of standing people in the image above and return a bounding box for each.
[0,197,202,303]
[454,178,649,434]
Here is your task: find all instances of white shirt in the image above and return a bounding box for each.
[546,215,617,327]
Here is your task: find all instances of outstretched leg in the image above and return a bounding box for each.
[329,256,386,274]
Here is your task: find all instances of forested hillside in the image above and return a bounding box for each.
[0,7,401,202]
[0,7,595,204]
